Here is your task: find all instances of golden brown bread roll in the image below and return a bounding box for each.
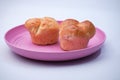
[25,17,59,45]
[59,19,96,51]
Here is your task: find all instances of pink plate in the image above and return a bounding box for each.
[5,24,106,61]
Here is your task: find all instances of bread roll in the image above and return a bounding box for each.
[59,19,96,50]
[25,17,59,45]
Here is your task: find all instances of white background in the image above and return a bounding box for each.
[0,0,120,80]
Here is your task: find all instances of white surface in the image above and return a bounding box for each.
[0,0,120,80]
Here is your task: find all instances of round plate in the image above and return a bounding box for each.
[5,24,106,61]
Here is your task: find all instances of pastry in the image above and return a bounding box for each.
[59,19,96,51]
[25,17,59,45]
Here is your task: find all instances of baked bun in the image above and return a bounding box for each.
[59,19,96,51]
[25,17,59,45]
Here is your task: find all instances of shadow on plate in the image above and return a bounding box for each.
[11,49,101,66]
